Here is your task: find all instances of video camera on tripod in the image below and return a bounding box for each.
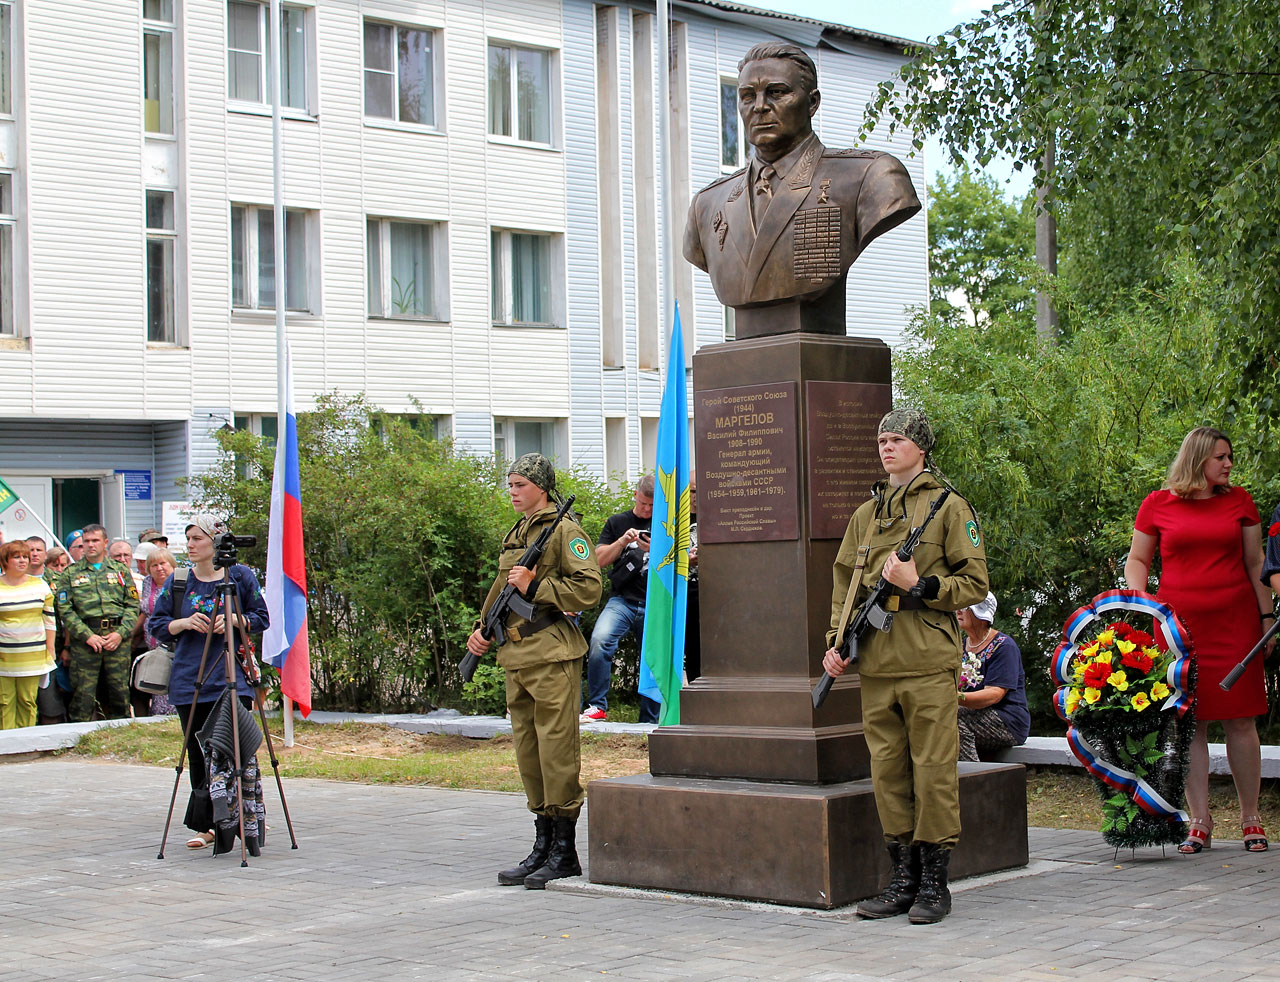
[213,530,258,569]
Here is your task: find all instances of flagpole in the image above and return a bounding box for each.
[269,0,294,747]
[656,0,674,348]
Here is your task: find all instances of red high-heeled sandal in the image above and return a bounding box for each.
[1241,817,1269,852]
[1178,819,1212,854]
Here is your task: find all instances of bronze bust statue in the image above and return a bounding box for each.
[684,42,921,340]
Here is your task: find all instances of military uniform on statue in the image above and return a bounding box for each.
[823,409,988,923]
[466,454,603,889]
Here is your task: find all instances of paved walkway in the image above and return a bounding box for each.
[2,757,1278,981]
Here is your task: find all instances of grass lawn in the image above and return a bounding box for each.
[64,719,1280,838]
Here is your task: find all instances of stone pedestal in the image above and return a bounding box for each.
[588,763,1028,909]
[587,333,1029,907]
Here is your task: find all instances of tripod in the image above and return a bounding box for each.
[157,562,298,866]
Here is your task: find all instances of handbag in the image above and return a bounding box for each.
[132,647,174,694]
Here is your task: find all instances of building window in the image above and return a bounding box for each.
[720,77,746,170]
[233,413,277,478]
[230,204,310,311]
[491,229,553,326]
[144,1,176,134]
[366,218,442,319]
[494,418,555,462]
[146,191,177,343]
[487,43,551,144]
[0,174,12,335]
[363,21,436,126]
[227,1,308,111]
[0,1,14,116]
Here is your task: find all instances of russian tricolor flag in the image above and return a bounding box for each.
[264,342,312,716]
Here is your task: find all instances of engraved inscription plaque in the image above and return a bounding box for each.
[806,380,893,539]
[696,381,800,543]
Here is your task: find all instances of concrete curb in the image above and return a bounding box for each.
[5,711,1279,777]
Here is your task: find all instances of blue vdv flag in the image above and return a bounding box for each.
[639,305,691,725]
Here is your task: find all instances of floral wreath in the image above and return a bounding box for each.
[1050,589,1194,823]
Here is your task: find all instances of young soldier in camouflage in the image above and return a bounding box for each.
[823,409,988,924]
[466,454,603,889]
[54,524,140,722]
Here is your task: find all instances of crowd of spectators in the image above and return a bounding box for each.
[0,525,178,730]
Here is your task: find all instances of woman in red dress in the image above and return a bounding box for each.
[1124,426,1273,854]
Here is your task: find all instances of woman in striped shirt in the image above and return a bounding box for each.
[0,540,57,729]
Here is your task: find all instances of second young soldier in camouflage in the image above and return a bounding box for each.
[823,408,988,924]
[54,524,140,722]
[466,454,603,889]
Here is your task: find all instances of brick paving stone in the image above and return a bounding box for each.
[4,759,1280,981]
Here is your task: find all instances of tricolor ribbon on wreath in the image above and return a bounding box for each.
[1050,589,1194,823]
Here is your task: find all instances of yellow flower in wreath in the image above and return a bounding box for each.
[1096,630,1115,646]
[1084,687,1102,705]
[1065,688,1081,715]
[1150,681,1170,701]
[1130,691,1151,711]
[1115,638,1137,655]
[1107,670,1129,691]
[1095,651,1113,666]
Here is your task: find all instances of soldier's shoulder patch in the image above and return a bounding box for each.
[129,585,139,600]
[57,590,68,604]
[966,520,981,547]
[569,537,590,561]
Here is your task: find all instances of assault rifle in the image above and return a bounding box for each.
[812,489,952,709]
[459,494,577,683]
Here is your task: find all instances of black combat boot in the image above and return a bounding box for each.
[856,841,921,919]
[498,814,553,885]
[908,843,953,924]
[523,816,581,890]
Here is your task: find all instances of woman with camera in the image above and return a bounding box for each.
[149,515,269,850]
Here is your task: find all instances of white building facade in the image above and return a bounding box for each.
[0,0,926,543]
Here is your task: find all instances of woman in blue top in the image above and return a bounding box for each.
[149,514,269,849]
[956,592,1030,761]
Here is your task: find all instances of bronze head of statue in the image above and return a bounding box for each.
[684,42,921,340]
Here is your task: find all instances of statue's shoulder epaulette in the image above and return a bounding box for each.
[823,147,885,159]
[700,166,747,192]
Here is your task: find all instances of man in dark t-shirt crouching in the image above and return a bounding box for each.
[581,475,658,723]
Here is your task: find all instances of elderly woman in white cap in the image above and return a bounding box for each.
[956,592,1030,762]
[148,514,269,849]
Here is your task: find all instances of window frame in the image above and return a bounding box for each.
[486,40,556,148]
[719,76,747,172]
[229,202,314,314]
[490,228,560,328]
[0,172,14,336]
[493,417,560,463]
[145,189,179,344]
[365,216,447,321]
[362,19,440,130]
[226,0,313,116]
[143,2,177,137]
[0,0,13,119]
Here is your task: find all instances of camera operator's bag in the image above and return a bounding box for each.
[130,567,191,695]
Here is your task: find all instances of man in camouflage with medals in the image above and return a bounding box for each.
[55,523,140,721]
[466,454,603,889]
[823,409,988,924]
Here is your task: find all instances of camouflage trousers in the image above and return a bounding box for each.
[66,640,130,722]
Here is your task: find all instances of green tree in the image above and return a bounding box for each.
[927,166,1035,328]
[866,0,1280,418]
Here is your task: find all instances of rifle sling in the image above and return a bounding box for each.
[834,490,939,644]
